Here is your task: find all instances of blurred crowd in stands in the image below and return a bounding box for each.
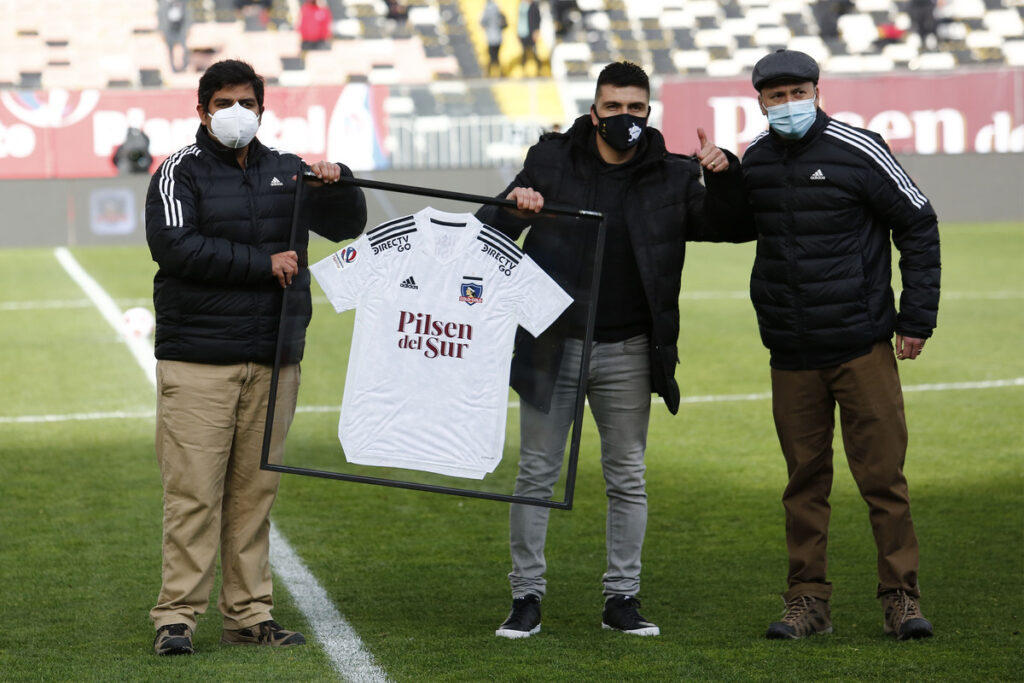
[2,0,1022,93]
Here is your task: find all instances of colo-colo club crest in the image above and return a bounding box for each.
[459,276,483,305]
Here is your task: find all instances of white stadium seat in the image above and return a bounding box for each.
[660,11,696,30]
[695,28,738,50]
[1002,40,1024,66]
[983,9,1024,39]
[882,41,919,64]
[746,7,784,27]
[965,30,1004,50]
[753,25,793,47]
[787,35,832,65]
[946,0,986,21]
[672,49,711,70]
[705,58,744,76]
[826,54,895,73]
[838,13,880,54]
[909,51,956,70]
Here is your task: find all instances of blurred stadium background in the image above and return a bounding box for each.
[0,3,1021,680]
[0,0,1021,249]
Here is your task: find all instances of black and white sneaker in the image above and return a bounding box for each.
[602,595,660,636]
[495,594,541,639]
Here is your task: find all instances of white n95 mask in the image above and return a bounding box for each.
[209,102,260,149]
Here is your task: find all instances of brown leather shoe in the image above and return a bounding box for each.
[221,619,306,647]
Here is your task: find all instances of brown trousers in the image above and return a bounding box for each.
[150,360,299,631]
[771,342,920,601]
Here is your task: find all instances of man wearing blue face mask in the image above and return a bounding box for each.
[145,59,367,655]
[730,49,940,642]
[477,61,753,638]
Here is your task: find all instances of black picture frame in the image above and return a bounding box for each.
[259,173,605,510]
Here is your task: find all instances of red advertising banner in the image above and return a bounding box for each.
[0,84,389,179]
[660,68,1024,157]
[1,69,1021,179]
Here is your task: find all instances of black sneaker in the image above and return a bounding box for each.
[601,595,660,636]
[495,594,541,639]
[221,619,306,647]
[153,623,194,655]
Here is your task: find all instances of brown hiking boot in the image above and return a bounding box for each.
[881,590,934,640]
[153,623,194,655]
[765,595,833,639]
[221,619,307,647]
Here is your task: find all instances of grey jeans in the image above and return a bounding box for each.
[509,334,652,598]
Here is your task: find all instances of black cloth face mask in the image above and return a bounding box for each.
[592,105,649,151]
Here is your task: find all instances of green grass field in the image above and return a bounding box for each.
[0,222,1021,681]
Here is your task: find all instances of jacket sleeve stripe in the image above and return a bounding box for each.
[158,146,200,227]
[824,122,927,209]
[742,130,770,160]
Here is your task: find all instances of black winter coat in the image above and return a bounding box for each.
[145,125,367,365]
[476,114,753,414]
[740,109,940,370]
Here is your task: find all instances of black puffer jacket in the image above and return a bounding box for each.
[146,125,366,365]
[740,109,940,370]
[476,114,752,414]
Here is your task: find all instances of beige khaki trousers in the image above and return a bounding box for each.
[150,360,299,631]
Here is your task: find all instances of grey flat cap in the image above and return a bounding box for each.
[751,49,820,90]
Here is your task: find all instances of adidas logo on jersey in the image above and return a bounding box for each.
[270,176,284,187]
[400,276,418,290]
[810,169,826,181]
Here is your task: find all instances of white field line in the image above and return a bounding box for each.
[54,248,158,385]
[51,248,386,683]
[4,291,1023,313]
[0,297,152,311]
[1,409,157,424]
[5,377,1023,425]
[269,525,388,683]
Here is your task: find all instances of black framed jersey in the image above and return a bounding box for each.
[310,207,572,479]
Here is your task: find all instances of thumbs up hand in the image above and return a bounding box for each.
[695,127,728,173]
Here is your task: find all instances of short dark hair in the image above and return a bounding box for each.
[595,61,650,99]
[197,60,265,113]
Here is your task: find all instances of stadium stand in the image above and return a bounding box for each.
[3,0,1023,118]
[2,0,473,90]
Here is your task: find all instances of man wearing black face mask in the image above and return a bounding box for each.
[477,61,753,639]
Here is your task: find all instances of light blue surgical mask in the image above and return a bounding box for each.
[765,97,817,139]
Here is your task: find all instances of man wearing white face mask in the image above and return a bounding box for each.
[145,59,366,655]
[721,49,940,642]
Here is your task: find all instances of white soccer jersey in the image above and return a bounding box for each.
[310,207,572,479]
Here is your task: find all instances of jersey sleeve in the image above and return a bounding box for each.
[513,255,573,337]
[309,236,372,313]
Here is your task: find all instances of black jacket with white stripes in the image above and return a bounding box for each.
[145,125,366,365]
[739,109,940,370]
